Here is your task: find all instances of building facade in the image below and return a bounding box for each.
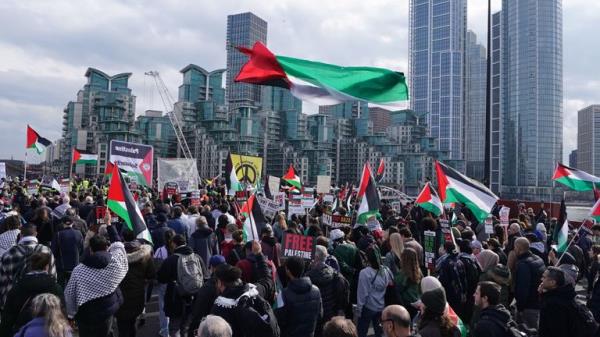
[226,12,267,108]
[409,0,467,167]
[464,30,487,181]
[489,10,503,194]
[569,149,578,168]
[577,105,600,175]
[500,0,563,200]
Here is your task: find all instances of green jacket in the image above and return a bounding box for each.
[393,269,420,307]
[333,242,362,287]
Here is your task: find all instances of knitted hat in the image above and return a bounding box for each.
[420,276,443,293]
[209,255,226,268]
[330,229,344,241]
[421,287,447,315]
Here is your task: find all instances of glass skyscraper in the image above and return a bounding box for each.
[226,12,267,108]
[465,31,487,181]
[409,0,467,165]
[500,0,563,200]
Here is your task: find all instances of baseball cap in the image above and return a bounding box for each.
[209,255,226,268]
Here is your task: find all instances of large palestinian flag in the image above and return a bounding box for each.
[240,194,267,242]
[435,161,498,223]
[225,153,242,196]
[283,165,302,190]
[235,42,409,108]
[26,125,51,155]
[356,163,380,225]
[107,164,152,243]
[72,148,98,165]
[416,182,443,217]
[552,162,600,191]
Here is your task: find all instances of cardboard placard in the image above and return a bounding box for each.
[164,182,179,200]
[322,212,353,228]
[273,192,285,210]
[440,219,453,243]
[96,206,107,225]
[391,201,402,213]
[484,216,494,234]
[288,200,305,220]
[268,176,281,196]
[323,194,335,203]
[190,190,201,206]
[282,233,316,260]
[424,230,437,268]
[316,176,331,194]
[499,206,510,227]
[256,195,280,219]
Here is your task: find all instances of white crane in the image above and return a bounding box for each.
[144,71,192,160]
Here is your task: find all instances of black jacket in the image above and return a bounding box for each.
[210,253,276,337]
[189,226,219,269]
[514,250,545,311]
[307,262,349,321]
[116,242,156,320]
[275,277,322,337]
[51,227,84,272]
[150,223,170,249]
[157,245,195,318]
[78,203,95,221]
[539,284,577,337]
[188,277,219,337]
[0,273,63,337]
[472,305,512,337]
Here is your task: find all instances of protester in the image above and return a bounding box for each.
[188,255,228,337]
[51,215,84,287]
[275,256,323,337]
[418,287,461,337]
[513,237,545,331]
[0,252,64,337]
[197,315,232,337]
[323,316,358,337]
[189,215,219,270]
[0,214,20,255]
[13,293,72,337]
[168,207,189,239]
[380,305,412,337]
[472,281,513,337]
[0,224,56,308]
[64,233,128,337]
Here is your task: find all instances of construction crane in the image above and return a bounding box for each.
[144,71,193,160]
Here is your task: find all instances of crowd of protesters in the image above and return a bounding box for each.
[0,176,600,337]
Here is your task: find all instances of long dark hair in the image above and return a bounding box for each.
[418,309,456,337]
[366,245,382,270]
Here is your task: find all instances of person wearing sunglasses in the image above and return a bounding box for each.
[380,305,413,337]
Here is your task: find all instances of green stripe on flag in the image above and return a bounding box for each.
[555,176,598,191]
[107,200,131,229]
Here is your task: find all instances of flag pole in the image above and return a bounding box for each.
[24,151,28,181]
[69,148,74,190]
[554,225,582,266]
[248,195,257,242]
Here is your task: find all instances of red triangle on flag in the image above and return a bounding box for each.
[108,164,125,203]
[552,163,570,180]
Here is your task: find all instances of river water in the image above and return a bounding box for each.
[567,205,594,221]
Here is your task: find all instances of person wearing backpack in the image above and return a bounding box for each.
[539,266,599,337]
[157,234,205,337]
[456,239,482,323]
[513,237,545,331]
[0,224,56,309]
[472,281,515,337]
[436,242,467,323]
[0,252,63,337]
[211,240,278,337]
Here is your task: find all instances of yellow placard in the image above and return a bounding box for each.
[230,153,263,185]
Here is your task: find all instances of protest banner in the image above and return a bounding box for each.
[235,190,250,203]
[424,230,436,268]
[157,158,199,193]
[391,201,402,213]
[282,233,316,260]
[288,200,304,219]
[485,216,494,234]
[440,219,453,243]
[230,153,263,186]
[163,182,179,200]
[190,190,201,206]
[323,194,334,203]
[0,162,5,179]
[499,206,510,227]
[109,140,154,186]
[27,182,38,196]
[273,192,285,210]
[256,195,280,219]
[322,212,353,228]
[316,176,331,194]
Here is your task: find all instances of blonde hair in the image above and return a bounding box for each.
[31,293,71,337]
[389,233,404,261]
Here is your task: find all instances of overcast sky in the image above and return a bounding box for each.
[0,0,598,164]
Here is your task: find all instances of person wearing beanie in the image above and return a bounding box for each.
[331,227,363,317]
[188,254,228,336]
[418,287,461,337]
[420,276,442,294]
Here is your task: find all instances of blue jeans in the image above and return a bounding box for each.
[158,283,170,337]
[357,307,383,337]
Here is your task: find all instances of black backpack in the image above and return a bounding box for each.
[238,294,280,337]
[488,316,532,337]
[13,244,46,283]
[572,298,599,337]
[458,254,482,295]
[439,255,467,306]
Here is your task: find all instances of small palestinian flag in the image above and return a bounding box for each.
[416,182,443,217]
[435,161,498,223]
[240,194,267,242]
[283,165,302,190]
[26,125,51,154]
[345,184,354,212]
[447,304,468,337]
[356,163,380,225]
[235,42,409,109]
[107,164,152,243]
[375,158,385,183]
[263,175,274,199]
[553,162,600,192]
[591,197,600,223]
[72,148,98,165]
[554,198,569,253]
[225,153,243,196]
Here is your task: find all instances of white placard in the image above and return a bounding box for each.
[500,206,510,227]
[316,176,331,194]
[273,192,285,210]
[0,162,6,179]
[323,194,335,203]
[485,216,494,234]
[288,201,305,219]
[268,176,281,195]
[256,195,280,219]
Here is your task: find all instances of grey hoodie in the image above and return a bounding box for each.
[357,266,393,313]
